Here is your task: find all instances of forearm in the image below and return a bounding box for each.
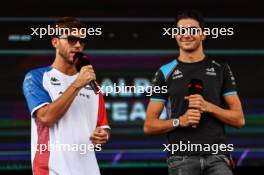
[144,118,175,135]
[40,84,81,126]
[207,102,245,128]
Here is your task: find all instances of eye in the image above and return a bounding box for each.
[68,36,78,44]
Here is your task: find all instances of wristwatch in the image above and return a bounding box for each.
[172,118,180,127]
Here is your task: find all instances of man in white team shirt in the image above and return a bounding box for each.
[23,17,110,175]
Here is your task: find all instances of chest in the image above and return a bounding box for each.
[166,64,222,100]
[43,73,98,107]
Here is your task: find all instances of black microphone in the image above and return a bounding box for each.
[188,79,204,96]
[187,79,204,128]
[73,52,99,94]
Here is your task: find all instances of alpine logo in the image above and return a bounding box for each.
[84,86,93,91]
[50,77,61,85]
[172,69,183,79]
[206,67,216,76]
[212,60,221,67]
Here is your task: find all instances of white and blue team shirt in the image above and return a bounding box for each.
[23,66,110,175]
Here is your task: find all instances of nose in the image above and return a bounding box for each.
[73,40,82,49]
[75,40,82,47]
[181,34,192,40]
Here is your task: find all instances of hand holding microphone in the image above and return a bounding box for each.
[180,79,205,128]
[71,52,99,94]
[179,109,202,128]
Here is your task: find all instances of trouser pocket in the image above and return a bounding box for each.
[167,155,185,169]
[213,154,235,170]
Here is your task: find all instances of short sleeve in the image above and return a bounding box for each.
[222,63,237,97]
[149,69,168,103]
[22,71,52,117]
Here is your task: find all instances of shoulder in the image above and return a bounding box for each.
[206,57,229,72]
[23,66,53,90]
[159,59,178,79]
[24,66,52,82]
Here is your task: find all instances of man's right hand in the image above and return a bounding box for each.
[179,109,201,127]
[35,65,96,127]
[72,65,96,89]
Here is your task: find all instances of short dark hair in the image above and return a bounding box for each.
[51,17,87,38]
[175,10,205,29]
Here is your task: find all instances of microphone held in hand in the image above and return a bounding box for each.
[188,79,204,128]
[73,52,99,94]
[188,79,204,96]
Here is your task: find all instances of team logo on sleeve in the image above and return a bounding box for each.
[206,67,216,76]
[226,65,236,85]
[151,71,159,84]
[172,69,183,79]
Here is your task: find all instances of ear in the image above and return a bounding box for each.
[201,31,207,41]
[51,37,58,48]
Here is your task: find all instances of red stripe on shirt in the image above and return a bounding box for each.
[97,92,109,127]
[33,119,50,175]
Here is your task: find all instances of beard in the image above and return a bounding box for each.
[59,49,73,65]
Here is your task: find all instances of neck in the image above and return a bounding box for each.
[178,45,205,63]
[51,54,77,76]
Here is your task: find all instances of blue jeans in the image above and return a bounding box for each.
[167,154,233,175]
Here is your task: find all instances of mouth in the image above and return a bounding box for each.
[181,41,194,45]
[69,51,80,58]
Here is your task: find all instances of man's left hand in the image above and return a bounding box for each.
[185,94,211,113]
[90,127,109,145]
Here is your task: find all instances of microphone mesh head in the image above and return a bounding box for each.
[73,52,90,72]
[188,79,204,95]
[73,52,84,60]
